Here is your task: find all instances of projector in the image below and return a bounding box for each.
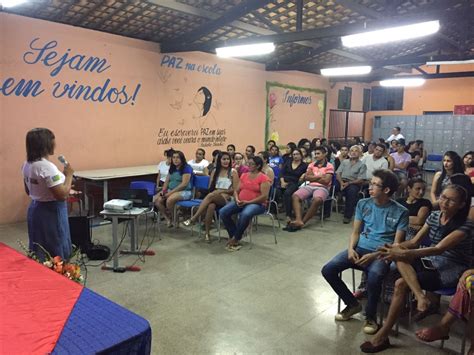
[104,199,133,212]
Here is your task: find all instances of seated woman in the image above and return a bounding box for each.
[396,178,432,240]
[233,152,249,177]
[282,142,297,165]
[156,148,174,191]
[154,151,192,227]
[268,145,283,171]
[463,151,474,183]
[257,151,275,182]
[300,146,312,164]
[219,156,271,251]
[187,148,209,175]
[415,268,473,355]
[279,148,307,224]
[203,149,221,177]
[360,184,472,353]
[431,151,464,207]
[183,152,238,242]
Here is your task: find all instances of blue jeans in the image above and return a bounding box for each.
[342,184,361,218]
[321,247,390,320]
[219,201,266,241]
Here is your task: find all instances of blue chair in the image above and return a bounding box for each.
[174,175,210,233]
[423,154,443,180]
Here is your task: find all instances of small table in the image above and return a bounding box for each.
[100,207,154,272]
[75,165,157,211]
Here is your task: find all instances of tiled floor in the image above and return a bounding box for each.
[0,214,469,354]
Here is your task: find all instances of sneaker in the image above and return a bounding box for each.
[335,303,362,321]
[363,319,379,335]
[343,217,351,224]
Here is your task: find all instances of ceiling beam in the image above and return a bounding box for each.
[296,0,303,31]
[160,7,465,53]
[90,0,132,30]
[330,71,474,83]
[160,0,273,46]
[73,1,104,26]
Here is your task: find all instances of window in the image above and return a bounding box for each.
[338,86,352,110]
[363,88,371,112]
[370,86,403,111]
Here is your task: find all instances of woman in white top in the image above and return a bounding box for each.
[22,128,74,260]
[187,148,209,175]
[156,148,173,190]
[184,152,238,242]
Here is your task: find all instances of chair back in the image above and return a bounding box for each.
[130,181,156,197]
[192,175,210,190]
[424,154,443,172]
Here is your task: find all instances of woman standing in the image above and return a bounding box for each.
[220,156,271,251]
[184,152,239,242]
[155,151,193,227]
[22,128,74,260]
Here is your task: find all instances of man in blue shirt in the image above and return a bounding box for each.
[321,169,408,335]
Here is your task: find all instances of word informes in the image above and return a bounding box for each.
[160,55,221,76]
[283,90,312,107]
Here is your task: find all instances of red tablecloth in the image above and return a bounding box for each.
[0,243,83,354]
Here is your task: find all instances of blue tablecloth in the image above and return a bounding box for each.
[53,288,151,354]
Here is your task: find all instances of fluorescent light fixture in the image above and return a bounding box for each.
[426,59,474,65]
[216,43,275,58]
[0,0,28,7]
[380,78,425,87]
[341,20,440,48]
[320,66,372,76]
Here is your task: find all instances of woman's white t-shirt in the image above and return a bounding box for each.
[157,161,171,182]
[22,158,65,201]
[187,159,209,174]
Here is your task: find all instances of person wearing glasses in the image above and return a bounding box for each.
[279,148,308,225]
[361,184,471,353]
[322,169,408,336]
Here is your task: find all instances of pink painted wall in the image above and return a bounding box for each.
[0,13,331,224]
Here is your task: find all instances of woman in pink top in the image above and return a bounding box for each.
[220,156,271,251]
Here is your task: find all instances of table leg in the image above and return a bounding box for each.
[120,215,155,257]
[101,216,128,272]
[83,182,89,212]
[103,181,108,203]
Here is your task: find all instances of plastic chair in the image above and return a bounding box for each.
[423,154,443,180]
[320,174,339,227]
[174,175,209,232]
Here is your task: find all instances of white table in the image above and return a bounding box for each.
[75,165,157,211]
[100,207,150,272]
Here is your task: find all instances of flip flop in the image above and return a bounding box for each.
[287,225,302,232]
[415,327,449,343]
[412,304,438,322]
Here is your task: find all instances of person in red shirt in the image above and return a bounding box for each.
[289,146,334,230]
[219,156,271,251]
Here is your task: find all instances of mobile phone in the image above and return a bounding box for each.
[421,258,436,270]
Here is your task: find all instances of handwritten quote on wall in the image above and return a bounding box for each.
[0,38,142,105]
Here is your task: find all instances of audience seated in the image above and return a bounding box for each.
[279,148,308,225]
[233,152,249,177]
[363,142,376,157]
[245,145,256,162]
[184,152,239,242]
[257,151,275,182]
[363,143,389,181]
[336,145,367,224]
[288,146,334,230]
[390,139,411,196]
[203,149,221,176]
[266,139,276,152]
[268,145,283,171]
[156,148,174,190]
[155,151,193,227]
[361,184,472,353]
[187,148,209,175]
[219,156,271,251]
[300,146,312,164]
[322,169,408,335]
[430,151,464,205]
[386,126,404,143]
[282,142,297,165]
[463,151,474,180]
[226,144,236,160]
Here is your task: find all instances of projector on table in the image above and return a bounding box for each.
[104,199,133,212]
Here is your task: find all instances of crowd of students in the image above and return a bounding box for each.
[153,127,473,352]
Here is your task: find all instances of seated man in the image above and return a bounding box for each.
[336,145,367,223]
[321,169,408,335]
[390,139,411,196]
[289,146,334,230]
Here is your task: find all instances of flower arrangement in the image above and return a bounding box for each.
[19,240,84,284]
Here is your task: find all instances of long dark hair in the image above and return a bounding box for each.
[435,151,464,196]
[169,150,188,174]
[26,128,55,162]
[210,152,232,192]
